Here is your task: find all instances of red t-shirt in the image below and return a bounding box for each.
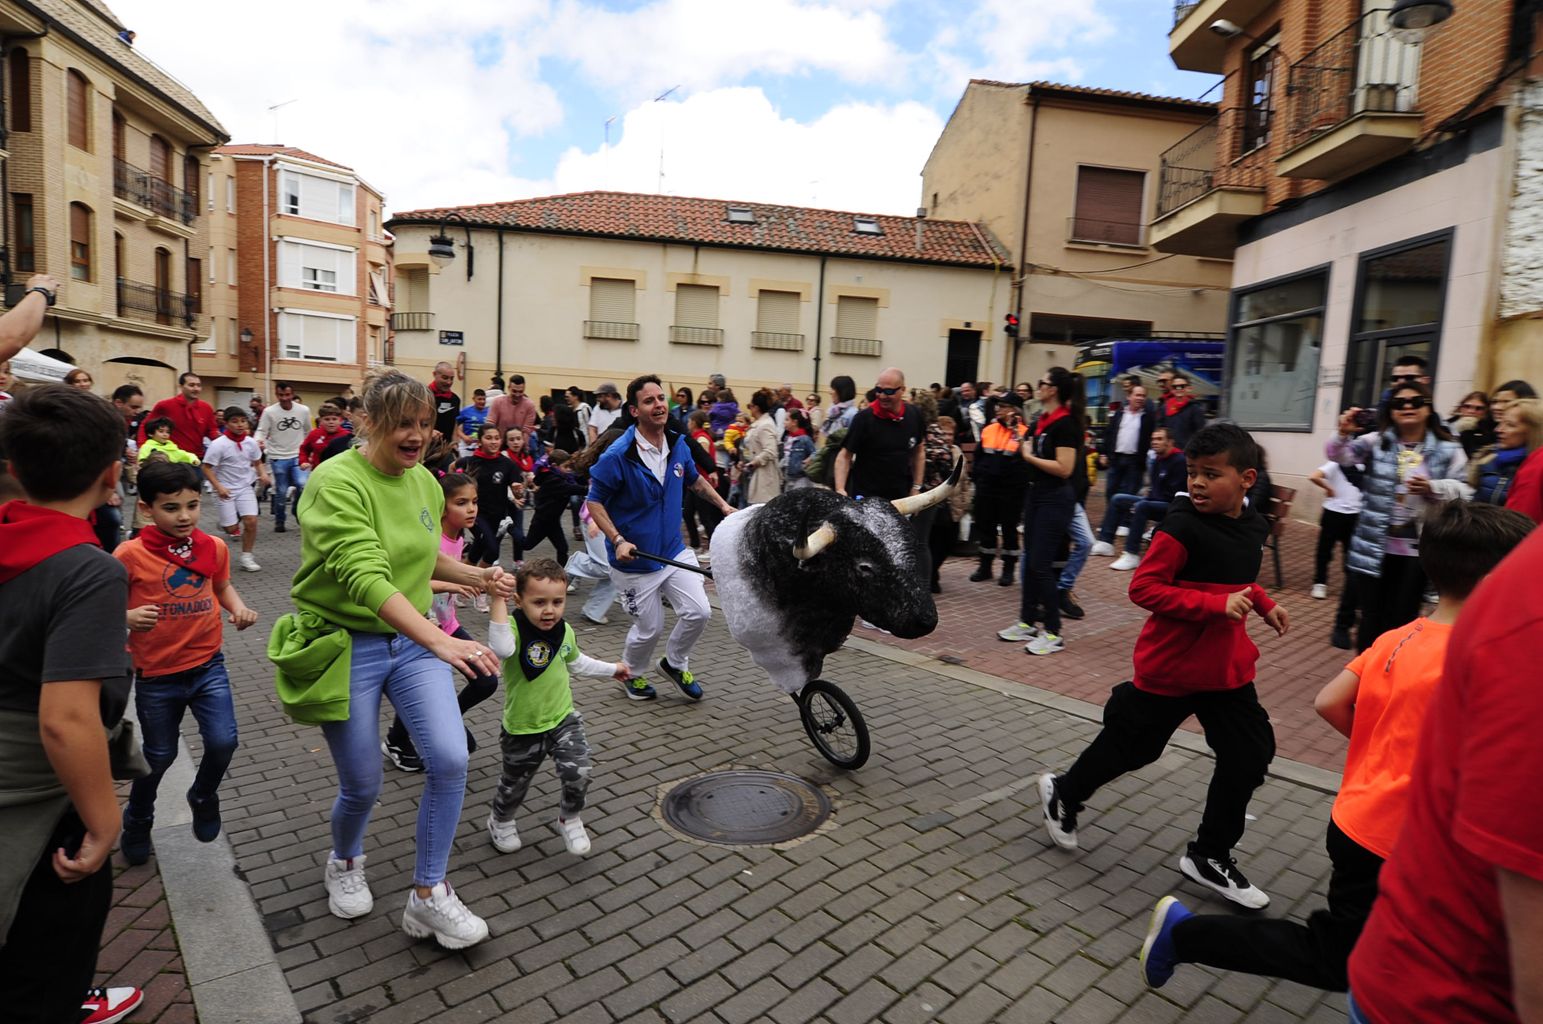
[137,396,218,456]
[1349,528,1543,1022]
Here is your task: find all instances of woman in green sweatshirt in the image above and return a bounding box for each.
[288,368,512,950]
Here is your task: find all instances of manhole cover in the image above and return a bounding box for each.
[662,770,832,845]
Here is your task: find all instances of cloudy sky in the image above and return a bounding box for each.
[111,0,1218,217]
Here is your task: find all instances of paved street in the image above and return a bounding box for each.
[108,492,1361,1024]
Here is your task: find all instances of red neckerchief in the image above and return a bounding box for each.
[871,400,906,422]
[1164,395,1191,418]
[431,386,457,402]
[509,452,533,472]
[0,501,101,584]
[786,426,807,437]
[1034,405,1070,436]
[472,448,504,461]
[139,523,221,580]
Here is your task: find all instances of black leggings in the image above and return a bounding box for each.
[1314,511,1357,585]
[1057,681,1276,858]
[1351,554,1425,652]
[466,512,522,565]
[0,807,113,1023]
[1172,820,1383,991]
[522,509,570,564]
[387,626,500,756]
[1019,483,1074,634]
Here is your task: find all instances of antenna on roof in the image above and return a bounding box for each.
[654,86,679,193]
[267,98,299,144]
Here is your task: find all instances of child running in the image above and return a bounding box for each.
[521,450,587,564]
[381,473,502,773]
[1040,422,1289,908]
[299,404,347,473]
[1139,501,1533,991]
[452,424,519,582]
[202,407,270,572]
[485,558,629,857]
[116,460,258,864]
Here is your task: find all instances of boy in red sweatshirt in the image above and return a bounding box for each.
[298,405,345,472]
[1040,422,1289,909]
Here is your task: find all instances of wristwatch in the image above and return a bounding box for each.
[26,285,55,306]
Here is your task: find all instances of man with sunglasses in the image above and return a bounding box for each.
[835,368,929,583]
[1156,373,1207,449]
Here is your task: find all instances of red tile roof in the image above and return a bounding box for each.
[215,144,353,171]
[969,79,1217,111]
[387,191,1010,269]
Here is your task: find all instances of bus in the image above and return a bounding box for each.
[1075,337,1225,433]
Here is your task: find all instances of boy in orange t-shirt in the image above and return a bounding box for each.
[115,460,258,866]
[1138,501,1534,993]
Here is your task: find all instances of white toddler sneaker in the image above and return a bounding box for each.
[324,855,373,920]
[560,815,592,856]
[487,813,521,853]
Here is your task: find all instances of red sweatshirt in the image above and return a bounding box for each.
[299,426,344,468]
[1128,495,1275,696]
[1505,446,1543,524]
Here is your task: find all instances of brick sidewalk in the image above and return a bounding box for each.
[96,861,196,1023]
[880,494,1355,772]
[189,504,1354,1023]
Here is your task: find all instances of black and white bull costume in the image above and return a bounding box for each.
[709,460,962,695]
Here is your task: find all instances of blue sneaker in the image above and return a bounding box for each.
[657,658,704,701]
[619,676,657,701]
[1139,895,1194,989]
[121,808,152,866]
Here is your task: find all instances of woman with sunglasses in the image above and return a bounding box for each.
[1446,391,1492,456]
[1327,382,1469,652]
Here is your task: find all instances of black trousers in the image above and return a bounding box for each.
[971,476,1025,556]
[1172,820,1383,991]
[1057,681,1276,858]
[683,489,723,549]
[0,807,112,1024]
[927,509,956,584]
[1019,483,1075,635]
[1313,511,1357,585]
[1351,554,1425,653]
[522,509,570,564]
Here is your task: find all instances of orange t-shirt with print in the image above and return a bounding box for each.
[115,534,229,677]
[1330,617,1452,859]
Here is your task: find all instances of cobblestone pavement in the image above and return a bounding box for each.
[169,498,1357,1024]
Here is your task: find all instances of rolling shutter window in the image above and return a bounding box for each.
[67,70,89,150]
[756,290,800,334]
[589,278,636,323]
[835,295,878,340]
[674,283,719,328]
[150,135,170,183]
[1073,167,1144,245]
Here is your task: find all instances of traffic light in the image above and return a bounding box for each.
[1004,313,1020,339]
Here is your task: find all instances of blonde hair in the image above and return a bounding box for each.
[357,368,433,445]
[1505,397,1543,452]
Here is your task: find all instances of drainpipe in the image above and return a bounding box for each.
[1010,91,1041,386]
[811,255,827,394]
[496,230,504,378]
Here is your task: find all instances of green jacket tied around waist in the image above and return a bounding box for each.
[268,610,352,723]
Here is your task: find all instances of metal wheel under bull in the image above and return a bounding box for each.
[632,549,873,770]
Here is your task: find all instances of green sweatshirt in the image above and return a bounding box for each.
[138,438,200,464]
[290,448,444,632]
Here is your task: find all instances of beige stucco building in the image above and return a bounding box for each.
[192,144,391,410]
[2,0,227,398]
[385,192,1009,403]
[921,80,1233,387]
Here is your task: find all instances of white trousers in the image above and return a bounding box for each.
[610,550,711,673]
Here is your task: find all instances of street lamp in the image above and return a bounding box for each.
[240,326,255,372]
[1389,0,1454,38]
[427,211,475,280]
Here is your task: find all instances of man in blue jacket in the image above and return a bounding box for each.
[586,375,736,702]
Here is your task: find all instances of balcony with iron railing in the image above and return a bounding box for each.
[117,278,194,328]
[1151,106,1270,258]
[1278,11,1423,180]
[1169,0,1276,73]
[113,159,197,226]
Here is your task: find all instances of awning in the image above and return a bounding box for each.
[7,347,73,383]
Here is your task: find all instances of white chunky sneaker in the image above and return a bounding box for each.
[1025,632,1065,656]
[402,881,489,949]
[997,621,1039,643]
[238,552,261,572]
[1115,525,1130,537]
[1110,551,1142,571]
[559,815,592,856]
[1090,541,1116,557]
[487,813,521,853]
[1311,583,1328,600]
[324,855,373,919]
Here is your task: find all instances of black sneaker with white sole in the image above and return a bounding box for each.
[1038,772,1079,850]
[1179,850,1270,909]
[381,737,424,773]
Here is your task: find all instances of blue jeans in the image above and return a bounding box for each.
[270,457,302,525]
[1347,992,1370,1023]
[1105,453,1144,501]
[1059,503,1093,592]
[322,633,468,887]
[127,653,239,822]
[1099,495,1170,554]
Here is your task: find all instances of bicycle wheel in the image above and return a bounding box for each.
[798,679,871,770]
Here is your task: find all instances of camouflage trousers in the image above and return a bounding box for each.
[492,711,592,819]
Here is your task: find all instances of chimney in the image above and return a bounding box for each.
[914,207,926,250]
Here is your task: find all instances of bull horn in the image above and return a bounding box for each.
[793,522,837,561]
[891,455,964,517]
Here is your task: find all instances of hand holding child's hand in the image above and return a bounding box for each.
[1263,604,1289,637]
[612,662,631,682]
[484,566,517,600]
[127,604,159,632]
[1223,590,1254,621]
[229,606,258,630]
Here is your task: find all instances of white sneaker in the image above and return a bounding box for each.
[324,855,373,919]
[1038,773,1079,850]
[1090,541,1116,557]
[238,553,262,572]
[997,622,1039,642]
[560,814,591,856]
[487,813,521,853]
[1025,632,1065,656]
[1179,853,1271,910]
[1110,552,1142,571]
[567,579,579,593]
[402,881,489,949]
[1311,583,1328,600]
[286,486,296,500]
[1115,526,1130,537]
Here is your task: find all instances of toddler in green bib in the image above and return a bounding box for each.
[485,557,630,856]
